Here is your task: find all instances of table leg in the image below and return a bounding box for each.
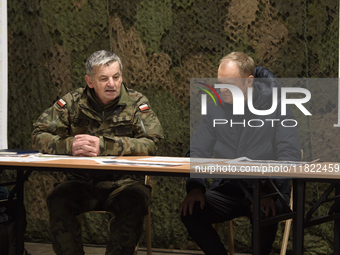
[293,179,305,255]
[252,179,261,255]
[334,184,340,255]
[15,169,25,255]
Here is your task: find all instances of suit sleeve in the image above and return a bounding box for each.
[263,103,301,200]
[275,104,301,161]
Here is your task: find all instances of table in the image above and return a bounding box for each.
[0,156,190,255]
[293,178,340,255]
[1,156,340,255]
[190,159,340,255]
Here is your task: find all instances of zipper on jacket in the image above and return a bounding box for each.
[78,104,102,122]
[137,113,147,136]
[47,111,64,132]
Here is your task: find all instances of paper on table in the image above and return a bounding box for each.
[95,159,183,167]
[225,157,306,166]
[0,149,40,155]
[138,156,190,163]
[0,154,115,162]
[0,156,46,162]
[189,158,227,163]
[34,154,116,160]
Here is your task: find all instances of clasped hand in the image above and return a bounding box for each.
[72,134,100,157]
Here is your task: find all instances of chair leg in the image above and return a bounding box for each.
[145,175,152,255]
[134,242,139,255]
[228,221,234,255]
[214,221,234,255]
[280,187,294,255]
[214,220,234,255]
[214,223,221,232]
[280,219,292,255]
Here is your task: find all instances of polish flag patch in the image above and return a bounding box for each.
[57,99,66,108]
[139,104,149,111]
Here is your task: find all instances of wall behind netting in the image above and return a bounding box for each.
[4,0,339,254]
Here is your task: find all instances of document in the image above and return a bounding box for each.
[96,158,183,167]
[226,157,306,166]
[138,156,190,162]
[0,149,39,155]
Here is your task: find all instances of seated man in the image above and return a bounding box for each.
[32,50,163,255]
[180,52,301,255]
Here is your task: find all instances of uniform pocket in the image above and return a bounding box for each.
[115,125,133,136]
[111,115,133,136]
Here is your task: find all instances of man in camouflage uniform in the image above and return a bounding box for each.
[32,50,163,255]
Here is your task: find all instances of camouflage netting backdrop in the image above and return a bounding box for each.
[1,0,339,254]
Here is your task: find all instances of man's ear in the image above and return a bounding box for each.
[246,75,254,87]
[85,75,93,89]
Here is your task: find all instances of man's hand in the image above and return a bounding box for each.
[251,192,276,217]
[179,188,205,217]
[72,134,100,157]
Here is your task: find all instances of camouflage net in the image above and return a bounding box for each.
[45,45,73,99]
[3,0,339,254]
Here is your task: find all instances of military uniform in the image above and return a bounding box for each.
[32,84,163,255]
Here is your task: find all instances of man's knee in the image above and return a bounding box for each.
[181,202,205,227]
[47,188,61,211]
[47,181,85,213]
[105,184,151,216]
[47,186,79,215]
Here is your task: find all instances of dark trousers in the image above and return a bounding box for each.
[47,178,151,255]
[181,189,285,255]
[0,221,18,255]
[0,208,27,255]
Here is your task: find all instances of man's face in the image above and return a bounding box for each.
[85,61,123,105]
[217,60,253,104]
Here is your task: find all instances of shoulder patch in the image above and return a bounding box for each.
[57,99,66,108]
[139,104,149,111]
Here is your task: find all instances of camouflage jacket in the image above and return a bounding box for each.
[32,84,163,157]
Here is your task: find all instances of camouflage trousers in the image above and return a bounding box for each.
[47,178,151,255]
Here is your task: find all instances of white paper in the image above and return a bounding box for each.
[226,157,306,166]
[0,155,43,162]
[34,154,115,160]
[95,158,183,167]
[138,156,190,162]
[0,154,114,162]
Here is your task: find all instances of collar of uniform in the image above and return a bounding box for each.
[86,86,121,112]
[117,83,129,106]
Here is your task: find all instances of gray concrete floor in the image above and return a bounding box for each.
[24,242,205,255]
[24,242,251,255]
